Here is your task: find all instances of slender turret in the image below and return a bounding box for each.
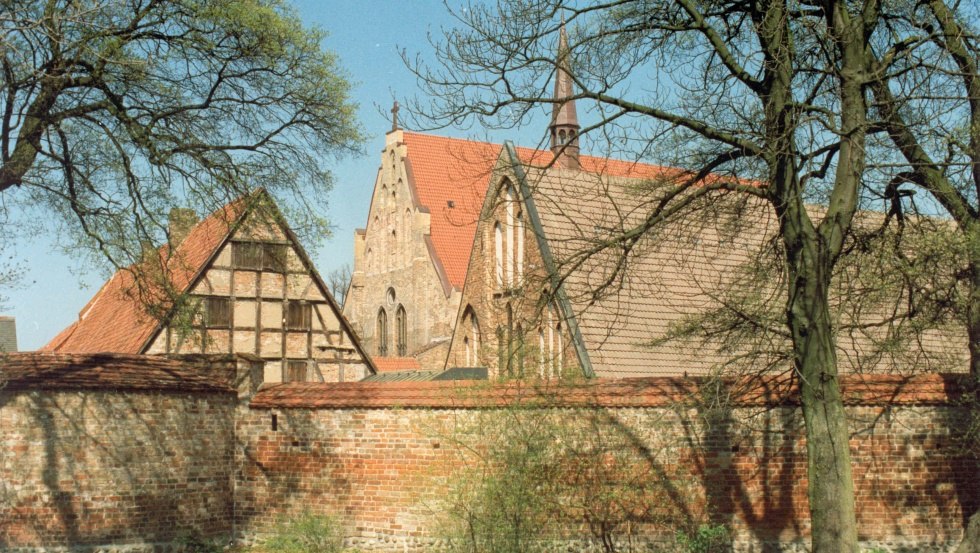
[549,22,580,169]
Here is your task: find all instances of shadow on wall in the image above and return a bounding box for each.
[0,389,235,549]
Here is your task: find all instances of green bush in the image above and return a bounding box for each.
[675,524,731,553]
[261,511,345,553]
[174,532,225,553]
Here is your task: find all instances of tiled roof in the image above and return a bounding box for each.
[518,165,967,378]
[400,132,675,290]
[41,197,250,353]
[249,372,967,409]
[0,352,234,393]
[360,369,441,383]
[371,356,422,372]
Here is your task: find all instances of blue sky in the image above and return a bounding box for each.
[5,1,554,350]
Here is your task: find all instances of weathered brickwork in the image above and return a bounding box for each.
[0,390,237,550]
[237,376,978,552]
[2,354,975,552]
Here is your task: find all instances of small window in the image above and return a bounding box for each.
[232,242,263,269]
[286,302,312,330]
[285,360,307,382]
[204,297,231,328]
[232,242,287,272]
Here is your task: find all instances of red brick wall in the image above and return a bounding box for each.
[237,375,977,551]
[0,389,237,550]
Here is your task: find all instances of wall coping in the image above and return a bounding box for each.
[0,352,237,394]
[249,372,972,410]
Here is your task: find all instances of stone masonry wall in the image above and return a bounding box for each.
[237,376,978,552]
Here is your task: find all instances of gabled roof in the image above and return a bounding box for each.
[500,144,967,378]
[399,131,676,291]
[42,197,250,353]
[41,192,375,374]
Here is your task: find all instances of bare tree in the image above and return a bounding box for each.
[327,263,352,306]
[402,1,915,550]
[0,0,361,273]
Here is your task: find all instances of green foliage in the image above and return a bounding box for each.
[261,512,345,553]
[675,524,731,553]
[436,387,706,553]
[1,0,362,293]
[174,532,225,553]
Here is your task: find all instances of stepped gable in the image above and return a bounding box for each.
[401,131,675,291]
[42,198,249,354]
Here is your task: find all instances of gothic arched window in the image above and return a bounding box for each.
[376,308,388,356]
[494,221,503,287]
[395,305,407,356]
[505,186,514,287]
[462,306,481,367]
[516,210,524,283]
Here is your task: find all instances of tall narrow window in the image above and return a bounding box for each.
[505,187,514,287]
[462,306,480,367]
[516,324,525,377]
[395,305,407,356]
[505,303,514,376]
[494,222,503,286]
[377,308,388,356]
[516,211,524,284]
[538,327,546,379]
[556,321,564,375]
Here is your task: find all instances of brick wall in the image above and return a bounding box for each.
[2,353,975,552]
[0,353,249,552]
[237,375,978,552]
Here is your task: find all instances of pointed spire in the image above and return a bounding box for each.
[550,20,580,169]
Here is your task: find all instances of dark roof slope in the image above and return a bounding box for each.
[0,352,234,393]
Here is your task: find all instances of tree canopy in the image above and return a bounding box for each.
[0,0,361,270]
[405,0,979,550]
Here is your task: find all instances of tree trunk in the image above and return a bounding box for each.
[783,229,859,553]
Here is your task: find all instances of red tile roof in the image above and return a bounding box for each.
[372,356,422,372]
[41,197,250,353]
[0,352,234,393]
[400,132,676,290]
[249,373,968,409]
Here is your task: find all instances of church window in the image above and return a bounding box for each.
[559,130,567,145]
[377,308,388,356]
[556,321,564,373]
[505,186,514,287]
[462,306,481,367]
[516,211,524,283]
[286,302,312,331]
[494,222,503,287]
[386,287,396,305]
[538,327,546,379]
[204,297,231,328]
[380,184,387,208]
[516,324,525,377]
[285,360,308,382]
[395,305,407,356]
